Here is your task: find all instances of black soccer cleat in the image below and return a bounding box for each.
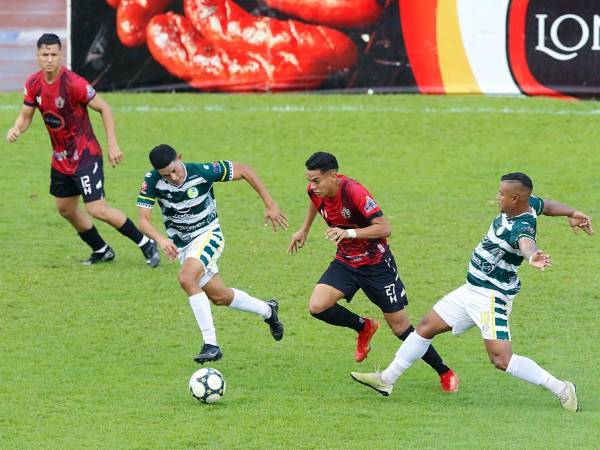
[141,239,160,268]
[193,344,223,364]
[83,246,115,265]
[265,300,284,341]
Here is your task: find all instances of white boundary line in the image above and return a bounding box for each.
[1,103,600,116]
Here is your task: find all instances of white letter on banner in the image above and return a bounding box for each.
[592,15,600,50]
[536,14,583,61]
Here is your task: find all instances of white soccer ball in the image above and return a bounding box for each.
[189,367,226,404]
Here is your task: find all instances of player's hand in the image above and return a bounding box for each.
[568,211,594,235]
[264,202,288,232]
[288,229,308,254]
[159,237,179,261]
[325,227,351,245]
[528,249,551,271]
[108,143,123,167]
[6,127,20,143]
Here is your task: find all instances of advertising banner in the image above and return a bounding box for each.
[70,0,600,97]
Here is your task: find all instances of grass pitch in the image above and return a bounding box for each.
[1,93,599,449]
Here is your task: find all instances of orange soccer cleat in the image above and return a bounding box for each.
[355,318,380,362]
[439,369,459,392]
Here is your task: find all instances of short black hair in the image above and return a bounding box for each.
[149,144,177,170]
[305,152,338,172]
[37,33,62,49]
[501,172,533,191]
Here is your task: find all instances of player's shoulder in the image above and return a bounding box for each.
[342,175,368,193]
[24,71,43,89]
[143,168,160,183]
[63,68,88,83]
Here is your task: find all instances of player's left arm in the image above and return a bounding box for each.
[542,199,594,235]
[518,238,551,271]
[231,162,288,231]
[325,215,391,244]
[88,94,123,167]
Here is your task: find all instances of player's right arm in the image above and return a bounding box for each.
[541,199,593,235]
[288,202,318,254]
[137,207,179,261]
[6,105,35,143]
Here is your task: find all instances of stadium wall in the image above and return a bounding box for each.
[3,0,599,97]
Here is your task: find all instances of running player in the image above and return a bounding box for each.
[137,144,287,363]
[6,33,159,267]
[351,173,593,412]
[288,152,458,392]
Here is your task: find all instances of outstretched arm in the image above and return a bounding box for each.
[288,202,318,254]
[519,238,551,271]
[231,162,288,231]
[88,94,123,167]
[138,206,178,261]
[542,199,594,235]
[325,215,392,245]
[6,105,35,143]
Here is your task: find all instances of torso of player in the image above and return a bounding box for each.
[137,161,234,248]
[308,175,388,268]
[24,67,100,175]
[467,196,543,298]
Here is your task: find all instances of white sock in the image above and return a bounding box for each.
[229,288,271,319]
[505,354,566,395]
[189,292,217,346]
[381,332,431,385]
[137,236,150,247]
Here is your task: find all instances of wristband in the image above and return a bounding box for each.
[528,254,535,264]
[346,229,357,239]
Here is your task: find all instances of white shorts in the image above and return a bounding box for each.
[177,228,225,288]
[433,283,513,341]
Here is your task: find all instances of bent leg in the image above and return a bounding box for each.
[56,196,110,253]
[204,275,270,318]
[309,284,364,332]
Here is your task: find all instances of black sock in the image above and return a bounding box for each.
[397,325,449,375]
[117,218,145,245]
[78,226,107,252]
[311,304,365,332]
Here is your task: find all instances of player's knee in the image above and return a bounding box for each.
[489,354,510,371]
[177,272,197,293]
[87,204,109,220]
[308,301,327,316]
[56,206,73,218]
[208,290,232,306]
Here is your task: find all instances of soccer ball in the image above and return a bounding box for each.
[189,367,226,404]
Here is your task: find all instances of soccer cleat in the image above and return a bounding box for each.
[355,318,380,362]
[141,239,160,268]
[350,371,393,397]
[439,369,459,392]
[193,344,223,364]
[83,246,115,265]
[557,380,579,412]
[265,300,284,341]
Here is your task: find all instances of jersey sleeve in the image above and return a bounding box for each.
[528,195,545,215]
[23,75,38,106]
[198,160,234,183]
[348,183,383,221]
[136,171,159,208]
[509,218,537,247]
[71,73,97,105]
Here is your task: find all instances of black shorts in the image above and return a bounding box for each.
[50,156,105,203]
[318,251,408,313]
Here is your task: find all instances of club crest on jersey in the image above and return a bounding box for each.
[187,187,199,199]
[341,207,351,219]
[55,96,65,108]
[364,196,377,213]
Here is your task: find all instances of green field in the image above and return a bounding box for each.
[1,93,599,449]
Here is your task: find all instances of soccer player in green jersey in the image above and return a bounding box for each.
[351,173,593,412]
[136,144,288,363]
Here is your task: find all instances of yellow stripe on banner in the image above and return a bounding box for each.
[436,0,481,94]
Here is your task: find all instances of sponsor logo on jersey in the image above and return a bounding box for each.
[55,96,65,108]
[364,196,377,213]
[86,85,96,101]
[187,187,199,199]
[43,112,64,130]
[341,207,351,219]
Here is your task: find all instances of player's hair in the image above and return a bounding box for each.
[37,33,62,49]
[149,144,177,170]
[305,152,338,172]
[501,172,533,192]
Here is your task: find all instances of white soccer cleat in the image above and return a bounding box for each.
[350,371,393,397]
[557,380,579,412]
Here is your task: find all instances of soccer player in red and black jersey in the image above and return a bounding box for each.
[288,152,458,391]
[6,33,159,267]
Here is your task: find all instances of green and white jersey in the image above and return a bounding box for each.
[466,196,544,298]
[136,161,233,248]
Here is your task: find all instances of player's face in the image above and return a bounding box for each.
[36,44,62,74]
[307,169,337,197]
[159,160,185,185]
[497,181,517,213]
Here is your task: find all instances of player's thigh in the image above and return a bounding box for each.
[431,284,476,337]
[311,259,359,313]
[202,274,234,306]
[75,157,105,204]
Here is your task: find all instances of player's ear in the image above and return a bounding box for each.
[176,154,183,161]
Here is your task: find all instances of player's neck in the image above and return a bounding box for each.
[43,66,62,84]
[505,203,529,218]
